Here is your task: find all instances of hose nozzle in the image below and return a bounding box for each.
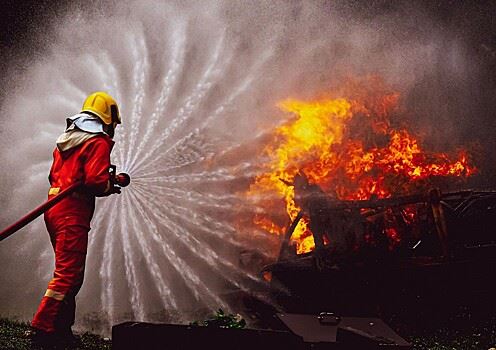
[115,173,131,187]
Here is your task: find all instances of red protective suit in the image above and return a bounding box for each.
[31,134,114,333]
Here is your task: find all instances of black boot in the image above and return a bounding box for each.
[54,328,80,349]
[27,327,58,349]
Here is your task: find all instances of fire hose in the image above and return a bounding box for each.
[0,167,130,242]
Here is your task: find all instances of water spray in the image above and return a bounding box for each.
[0,165,130,242]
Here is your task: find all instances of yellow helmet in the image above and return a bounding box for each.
[81,91,121,125]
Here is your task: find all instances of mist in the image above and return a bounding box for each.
[0,0,494,335]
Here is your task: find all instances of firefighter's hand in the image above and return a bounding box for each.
[100,185,121,197]
[110,185,122,195]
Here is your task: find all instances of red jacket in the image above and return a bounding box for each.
[45,134,114,229]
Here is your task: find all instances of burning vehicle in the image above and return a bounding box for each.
[246,77,494,316]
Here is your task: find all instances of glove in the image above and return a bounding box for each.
[110,185,122,195]
[100,184,121,197]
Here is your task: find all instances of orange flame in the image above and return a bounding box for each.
[248,79,476,254]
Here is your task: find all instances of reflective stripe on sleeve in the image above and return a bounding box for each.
[48,187,60,196]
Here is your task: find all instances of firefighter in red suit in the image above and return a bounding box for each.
[30,92,122,345]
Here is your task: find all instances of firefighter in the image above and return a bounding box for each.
[30,92,122,346]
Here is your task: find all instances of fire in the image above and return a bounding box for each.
[248,78,476,254]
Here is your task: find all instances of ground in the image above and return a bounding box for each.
[1,315,495,349]
[0,319,111,350]
[398,316,496,349]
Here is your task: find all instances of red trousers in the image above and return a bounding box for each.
[31,211,89,333]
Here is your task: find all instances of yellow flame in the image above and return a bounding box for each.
[250,98,352,253]
[248,85,476,255]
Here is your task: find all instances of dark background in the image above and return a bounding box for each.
[1,1,494,78]
[0,0,70,108]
